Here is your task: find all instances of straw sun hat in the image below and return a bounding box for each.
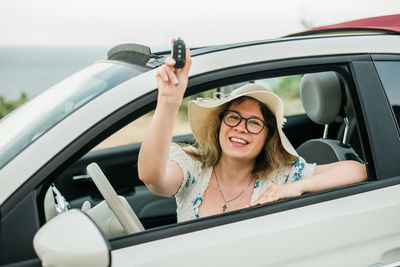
[188,83,298,157]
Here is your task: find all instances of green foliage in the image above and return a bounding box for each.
[178,89,217,120]
[271,75,302,99]
[0,93,28,119]
[269,75,304,116]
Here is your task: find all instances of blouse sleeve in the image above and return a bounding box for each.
[168,144,200,199]
[284,156,316,184]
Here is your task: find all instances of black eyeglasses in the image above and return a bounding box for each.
[222,110,266,134]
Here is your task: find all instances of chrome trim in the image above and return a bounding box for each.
[323,124,329,139]
[72,174,92,181]
[342,117,350,144]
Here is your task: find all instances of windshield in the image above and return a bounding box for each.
[0,61,145,169]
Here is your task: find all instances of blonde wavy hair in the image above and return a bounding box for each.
[183,96,298,178]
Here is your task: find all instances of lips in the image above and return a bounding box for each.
[229,137,249,145]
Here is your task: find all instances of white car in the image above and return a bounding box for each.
[1,15,400,267]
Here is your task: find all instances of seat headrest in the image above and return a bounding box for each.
[300,71,343,125]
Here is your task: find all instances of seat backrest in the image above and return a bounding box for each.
[296,71,362,164]
[300,71,343,126]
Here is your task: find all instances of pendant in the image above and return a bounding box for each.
[222,203,227,212]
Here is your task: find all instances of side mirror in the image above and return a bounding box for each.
[33,209,110,267]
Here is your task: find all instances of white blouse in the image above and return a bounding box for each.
[168,145,316,222]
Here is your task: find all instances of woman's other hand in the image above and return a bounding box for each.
[250,183,303,206]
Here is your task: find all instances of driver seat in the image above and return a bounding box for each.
[296,71,363,165]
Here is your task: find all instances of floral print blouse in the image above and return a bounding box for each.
[168,145,316,222]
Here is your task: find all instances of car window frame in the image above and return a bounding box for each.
[111,55,400,249]
[57,57,375,238]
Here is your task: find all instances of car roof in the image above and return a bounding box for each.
[105,15,400,67]
[287,14,400,37]
[126,31,399,68]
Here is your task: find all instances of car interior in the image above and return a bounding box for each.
[39,69,366,239]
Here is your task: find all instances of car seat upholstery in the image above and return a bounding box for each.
[296,71,363,165]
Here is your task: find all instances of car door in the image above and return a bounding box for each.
[104,56,400,266]
[110,185,400,267]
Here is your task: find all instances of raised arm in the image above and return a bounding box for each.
[138,47,192,196]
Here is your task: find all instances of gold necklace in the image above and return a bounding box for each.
[213,168,253,212]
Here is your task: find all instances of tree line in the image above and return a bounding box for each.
[0,93,28,119]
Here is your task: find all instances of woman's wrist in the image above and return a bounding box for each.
[153,97,181,129]
[157,94,183,110]
[293,178,310,194]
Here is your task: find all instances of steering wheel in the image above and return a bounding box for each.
[86,162,144,234]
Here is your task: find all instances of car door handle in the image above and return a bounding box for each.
[72,174,92,182]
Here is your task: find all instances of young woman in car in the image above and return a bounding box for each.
[138,47,367,222]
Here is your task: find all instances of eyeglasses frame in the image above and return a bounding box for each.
[222,110,266,134]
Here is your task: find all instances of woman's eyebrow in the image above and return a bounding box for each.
[230,110,264,121]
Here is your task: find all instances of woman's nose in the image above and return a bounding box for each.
[234,119,248,133]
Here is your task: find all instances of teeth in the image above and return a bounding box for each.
[230,137,248,144]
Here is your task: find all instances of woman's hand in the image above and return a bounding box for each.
[155,40,191,106]
[250,183,303,206]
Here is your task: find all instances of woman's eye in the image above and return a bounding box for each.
[228,114,240,120]
[249,119,262,126]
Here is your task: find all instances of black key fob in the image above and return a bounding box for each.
[172,38,186,68]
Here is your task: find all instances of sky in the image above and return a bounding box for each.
[0,0,399,50]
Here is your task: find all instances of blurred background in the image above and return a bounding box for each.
[0,0,399,118]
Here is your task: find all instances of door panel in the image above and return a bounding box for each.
[111,183,400,267]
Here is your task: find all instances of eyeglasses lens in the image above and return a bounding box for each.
[223,111,264,134]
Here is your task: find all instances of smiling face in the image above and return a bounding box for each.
[219,98,268,163]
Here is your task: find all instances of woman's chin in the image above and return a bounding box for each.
[222,150,256,162]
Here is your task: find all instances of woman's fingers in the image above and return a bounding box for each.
[157,61,178,85]
[159,43,191,84]
[165,57,176,67]
[156,65,169,82]
[180,49,192,76]
[250,195,279,206]
[164,58,178,84]
[249,185,285,206]
[155,40,191,96]
[249,184,303,207]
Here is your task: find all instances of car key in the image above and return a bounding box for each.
[172,38,186,68]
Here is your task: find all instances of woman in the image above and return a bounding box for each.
[138,47,367,222]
